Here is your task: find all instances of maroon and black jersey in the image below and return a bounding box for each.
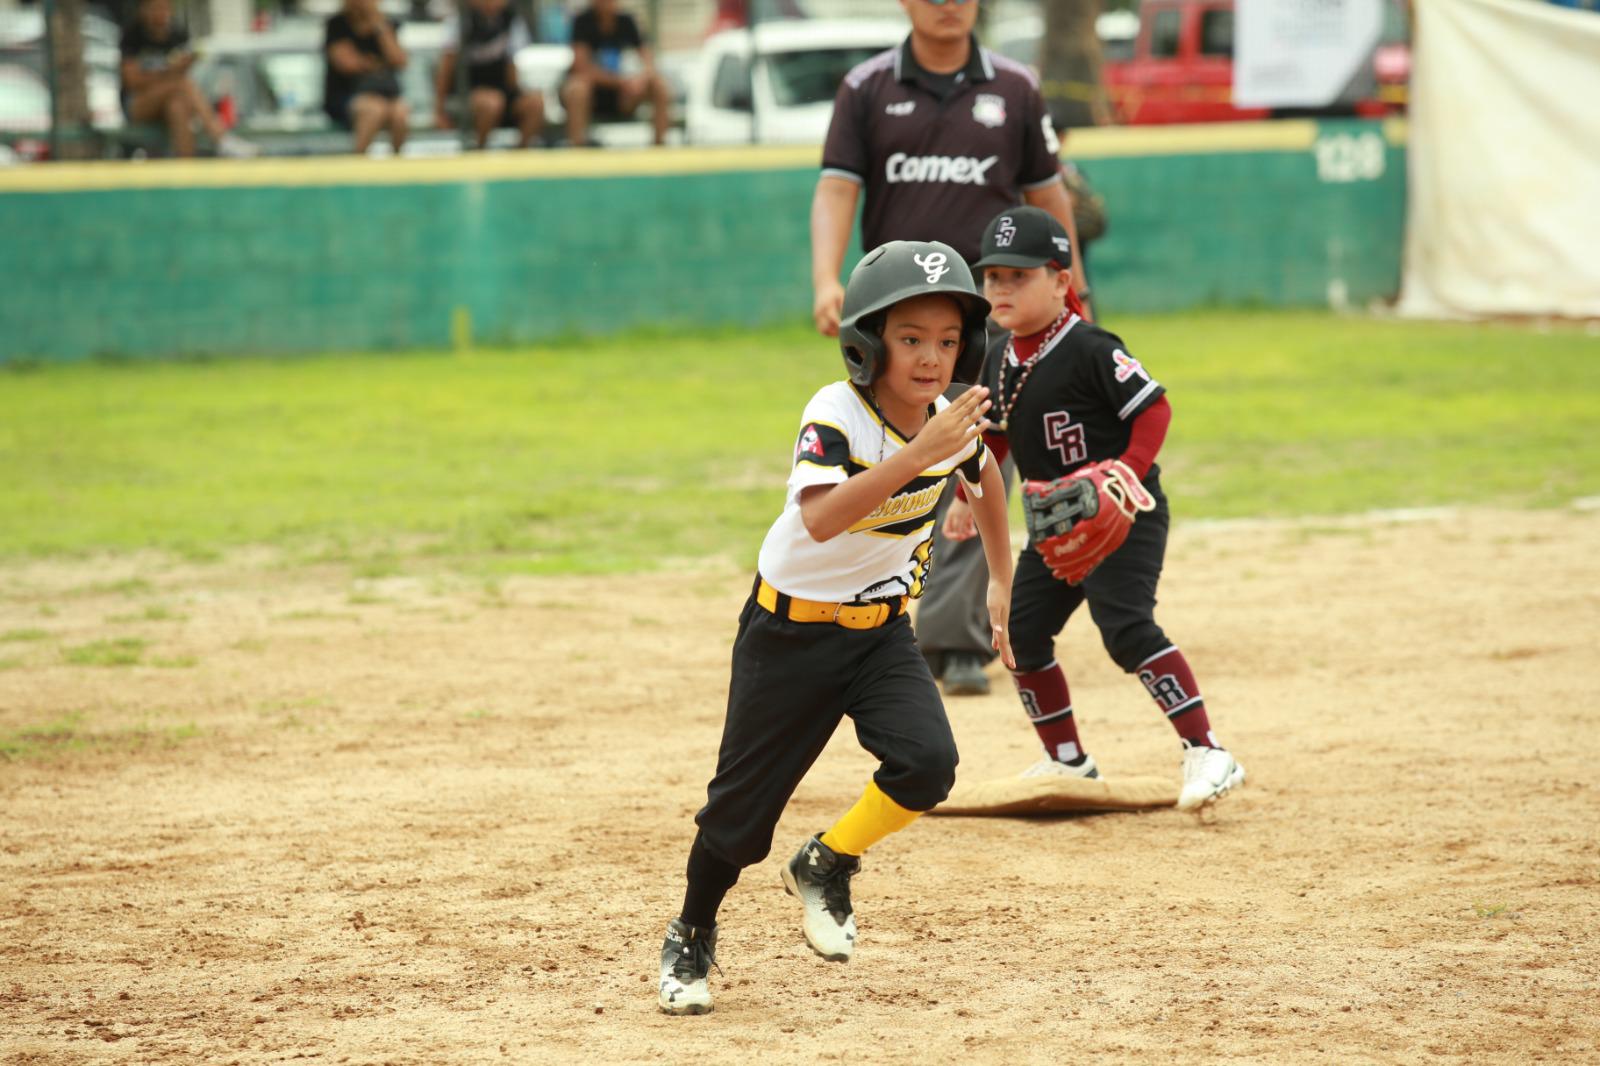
[821,37,1064,265]
[981,316,1166,482]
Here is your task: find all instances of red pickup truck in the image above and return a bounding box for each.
[1102,0,1410,125]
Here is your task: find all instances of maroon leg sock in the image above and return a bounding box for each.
[1012,662,1088,764]
[1136,646,1219,748]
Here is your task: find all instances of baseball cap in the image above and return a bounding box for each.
[971,205,1073,271]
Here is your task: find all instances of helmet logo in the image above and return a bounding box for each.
[995,216,1016,247]
[913,251,950,284]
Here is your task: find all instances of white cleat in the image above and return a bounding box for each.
[780,835,858,962]
[1021,753,1100,779]
[1178,742,1246,811]
[657,919,717,1016]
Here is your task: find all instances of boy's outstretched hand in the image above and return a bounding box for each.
[912,387,990,464]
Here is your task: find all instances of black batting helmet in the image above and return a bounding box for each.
[838,240,991,387]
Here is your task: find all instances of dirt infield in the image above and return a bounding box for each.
[3,510,1598,1064]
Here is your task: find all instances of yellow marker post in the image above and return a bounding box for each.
[451,306,473,354]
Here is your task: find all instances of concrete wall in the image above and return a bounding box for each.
[0,119,1406,363]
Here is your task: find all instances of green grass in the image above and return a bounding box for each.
[61,638,149,667]
[0,313,1595,574]
[106,605,186,624]
[0,711,201,761]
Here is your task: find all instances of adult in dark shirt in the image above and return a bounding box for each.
[561,0,671,146]
[324,0,410,154]
[120,0,255,157]
[810,0,1089,697]
[433,0,546,149]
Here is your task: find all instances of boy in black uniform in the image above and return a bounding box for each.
[943,207,1246,811]
[433,0,546,149]
[656,241,1016,1015]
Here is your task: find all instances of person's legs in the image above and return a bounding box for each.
[513,88,545,147]
[662,592,853,1012]
[1080,480,1244,807]
[387,99,409,152]
[916,454,1015,695]
[561,73,593,146]
[128,82,191,156]
[647,71,671,145]
[1007,544,1092,772]
[776,617,956,963]
[179,77,226,143]
[126,81,180,125]
[349,93,388,154]
[689,596,850,900]
[845,620,960,818]
[468,87,504,149]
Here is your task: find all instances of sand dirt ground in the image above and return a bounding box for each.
[2,510,1598,1064]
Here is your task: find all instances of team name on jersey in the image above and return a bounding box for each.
[885,152,999,185]
[847,480,945,534]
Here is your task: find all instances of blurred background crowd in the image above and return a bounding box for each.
[0,0,1457,163]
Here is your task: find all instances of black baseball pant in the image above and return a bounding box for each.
[694,584,959,869]
[1010,472,1173,675]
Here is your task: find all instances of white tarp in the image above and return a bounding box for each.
[1399,0,1600,318]
[1234,0,1383,108]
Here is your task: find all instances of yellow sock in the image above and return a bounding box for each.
[819,780,922,857]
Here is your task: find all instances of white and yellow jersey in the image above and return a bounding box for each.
[757,381,989,603]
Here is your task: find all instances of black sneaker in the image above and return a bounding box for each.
[780,835,860,962]
[657,918,717,1015]
[942,653,991,696]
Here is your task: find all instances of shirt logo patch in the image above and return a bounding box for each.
[885,152,999,186]
[972,93,1006,128]
[797,424,826,458]
[995,216,1017,247]
[913,251,950,284]
[1112,349,1150,383]
[885,100,916,116]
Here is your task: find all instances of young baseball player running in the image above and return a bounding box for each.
[657,240,1016,1016]
[943,206,1246,811]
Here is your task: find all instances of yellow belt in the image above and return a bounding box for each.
[756,578,908,631]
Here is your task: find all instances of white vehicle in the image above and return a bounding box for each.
[683,18,905,146]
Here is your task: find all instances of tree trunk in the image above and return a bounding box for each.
[1039,0,1111,130]
[48,0,94,160]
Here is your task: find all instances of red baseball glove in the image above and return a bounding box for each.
[1022,459,1157,584]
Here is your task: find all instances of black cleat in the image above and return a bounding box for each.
[658,918,718,1015]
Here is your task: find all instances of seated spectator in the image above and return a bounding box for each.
[324,0,410,154]
[561,0,671,147]
[434,0,546,150]
[119,0,256,158]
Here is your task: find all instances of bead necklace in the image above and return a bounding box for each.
[997,309,1074,432]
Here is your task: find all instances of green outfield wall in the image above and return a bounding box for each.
[0,119,1405,363]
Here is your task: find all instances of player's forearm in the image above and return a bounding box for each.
[1120,396,1171,480]
[970,461,1014,588]
[799,450,930,543]
[810,178,859,287]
